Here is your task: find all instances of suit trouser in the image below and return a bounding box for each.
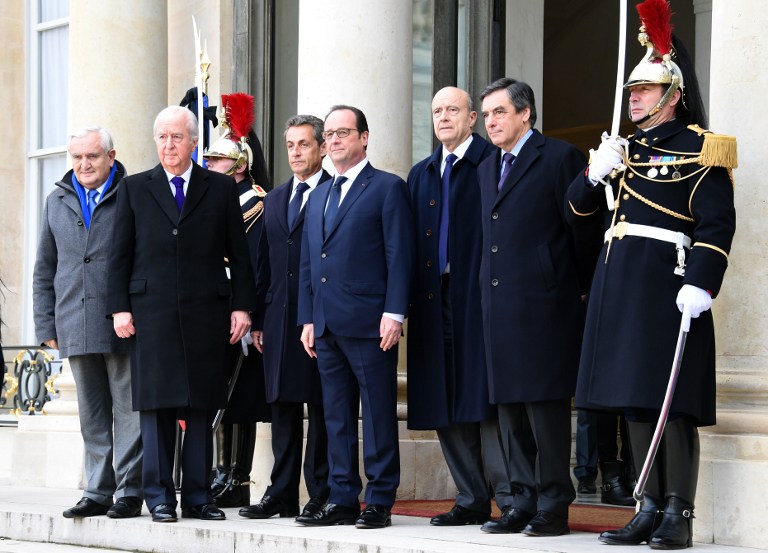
[437,274,512,512]
[436,420,513,513]
[266,401,330,501]
[140,407,212,510]
[69,353,142,504]
[498,399,575,518]
[315,333,400,509]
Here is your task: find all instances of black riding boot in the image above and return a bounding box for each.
[211,424,233,497]
[600,460,635,506]
[214,423,256,507]
[599,421,663,545]
[650,418,698,550]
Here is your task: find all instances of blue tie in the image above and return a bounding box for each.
[287,181,309,228]
[438,153,457,274]
[324,176,347,237]
[172,176,185,213]
[498,152,515,191]
[87,189,99,218]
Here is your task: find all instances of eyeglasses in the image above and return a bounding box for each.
[322,128,361,140]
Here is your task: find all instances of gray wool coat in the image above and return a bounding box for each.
[33,161,130,358]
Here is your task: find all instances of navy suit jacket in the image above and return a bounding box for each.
[256,170,332,403]
[297,162,413,338]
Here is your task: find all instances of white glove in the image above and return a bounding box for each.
[588,132,627,186]
[241,332,253,356]
[676,284,712,332]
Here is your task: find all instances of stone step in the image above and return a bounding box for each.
[0,486,749,553]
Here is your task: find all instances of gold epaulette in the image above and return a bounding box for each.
[252,184,268,197]
[688,124,738,169]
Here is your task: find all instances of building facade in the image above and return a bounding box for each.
[0,1,765,547]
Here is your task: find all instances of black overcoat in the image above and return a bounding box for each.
[107,163,257,411]
[223,180,271,423]
[406,134,497,429]
[477,130,587,404]
[567,120,736,426]
[255,171,332,404]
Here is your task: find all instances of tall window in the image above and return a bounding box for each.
[23,0,69,341]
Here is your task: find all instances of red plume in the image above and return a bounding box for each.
[636,0,674,56]
[222,93,255,142]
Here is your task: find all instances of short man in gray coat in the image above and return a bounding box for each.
[33,126,143,519]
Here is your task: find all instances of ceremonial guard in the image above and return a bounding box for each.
[203,93,271,508]
[567,0,737,549]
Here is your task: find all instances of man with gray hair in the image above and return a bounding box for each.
[34,126,143,520]
[240,114,332,520]
[107,106,256,523]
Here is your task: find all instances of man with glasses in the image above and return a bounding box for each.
[296,105,413,529]
[406,87,512,528]
[108,106,256,523]
[34,126,143,520]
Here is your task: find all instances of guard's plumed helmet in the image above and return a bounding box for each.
[204,92,255,175]
[624,0,684,119]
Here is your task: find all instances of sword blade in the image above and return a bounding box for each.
[211,351,246,433]
[633,316,688,501]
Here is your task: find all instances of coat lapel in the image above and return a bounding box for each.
[324,163,371,241]
[147,165,181,224]
[495,130,543,207]
[179,164,210,221]
[274,179,292,235]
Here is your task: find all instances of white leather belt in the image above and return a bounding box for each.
[604,221,691,276]
[604,222,691,248]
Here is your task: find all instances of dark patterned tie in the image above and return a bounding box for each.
[323,176,347,236]
[438,153,457,274]
[171,176,185,212]
[498,152,515,191]
[287,181,309,228]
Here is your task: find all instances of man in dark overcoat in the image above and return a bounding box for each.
[407,86,511,528]
[107,105,256,523]
[477,78,587,537]
[240,114,331,520]
[567,19,737,548]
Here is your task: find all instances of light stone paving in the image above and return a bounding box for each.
[0,486,763,553]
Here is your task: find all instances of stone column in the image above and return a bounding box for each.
[697,1,768,548]
[295,0,413,179]
[68,0,168,171]
[505,0,544,126]
[11,0,169,489]
[693,0,712,112]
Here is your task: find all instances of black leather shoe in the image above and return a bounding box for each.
[522,510,570,537]
[430,505,489,526]
[599,497,662,545]
[182,503,226,521]
[295,502,359,526]
[649,497,694,550]
[355,504,391,529]
[62,498,111,518]
[107,496,143,519]
[150,503,178,523]
[480,506,533,533]
[239,495,299,519]
[577,477,597,494]
[301,496,328,517]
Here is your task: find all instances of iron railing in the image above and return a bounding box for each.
[1,346,61,416]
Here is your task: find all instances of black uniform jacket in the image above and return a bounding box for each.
[567,119,736,426]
